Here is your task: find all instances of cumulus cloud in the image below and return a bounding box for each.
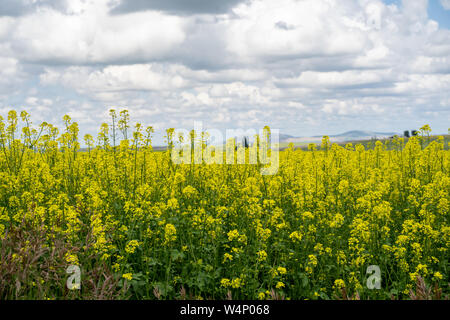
[0,0,449,141]
[7,1,186,65]
[275,70,390,89]
[440,0,450,10]
[40,64,188,95]
[226,0,370,60]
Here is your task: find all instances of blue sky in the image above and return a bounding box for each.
[0,0,449,145]
[385,0,450,28]
[428,0,450,28]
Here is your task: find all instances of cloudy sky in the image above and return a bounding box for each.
[0,0,449,144]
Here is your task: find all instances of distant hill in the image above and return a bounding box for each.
[330,130,398,139]
[282,130,399,144]
[279,134,296,141]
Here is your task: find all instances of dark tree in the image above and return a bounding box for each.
[243,136,249,149]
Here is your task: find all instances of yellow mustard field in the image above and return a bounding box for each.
[0,111,449,300]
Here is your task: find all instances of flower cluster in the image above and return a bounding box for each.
[0,111,448,300]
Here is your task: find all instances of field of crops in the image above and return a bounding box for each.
[0,111,449,300]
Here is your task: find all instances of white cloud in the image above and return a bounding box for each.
[322,99,384,116]
[0,0,449,138]
[275,70,389,88]
[40,64,188,95]
[0,56,24,92]
[226,0,369,60]
[440,0,450,10]
[0,56,18,77]
[10,0,186,64]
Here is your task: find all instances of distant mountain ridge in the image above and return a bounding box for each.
[340,130,396,137]
[282,130,399,144]
[314,130,398,138]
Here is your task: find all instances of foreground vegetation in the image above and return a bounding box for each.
[0,111,449,300]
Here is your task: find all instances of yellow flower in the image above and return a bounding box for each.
[415,264,428,276]
[122,273,133,281]
[277,267,287,275]
[433,272,443,280]
[302,211,314,220]
[307,254,318,267]
[101,253,110,261]
[164,223,177,244]
[221,278,231,288]
[276,282,285,289]
[223,253,233,263]
[182,186,197,197]
[338,180,349,194]
[167,198,179,210]
[231,247,241,254]
[112,263,121,272]
[269,268,278,278]
[227,229,240,242]
[289,231,303,242]
[257,250,267,262]
[125,240,140,254]
[64,253,79,265]
[231,278,244,289]
[333,279,346,289]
